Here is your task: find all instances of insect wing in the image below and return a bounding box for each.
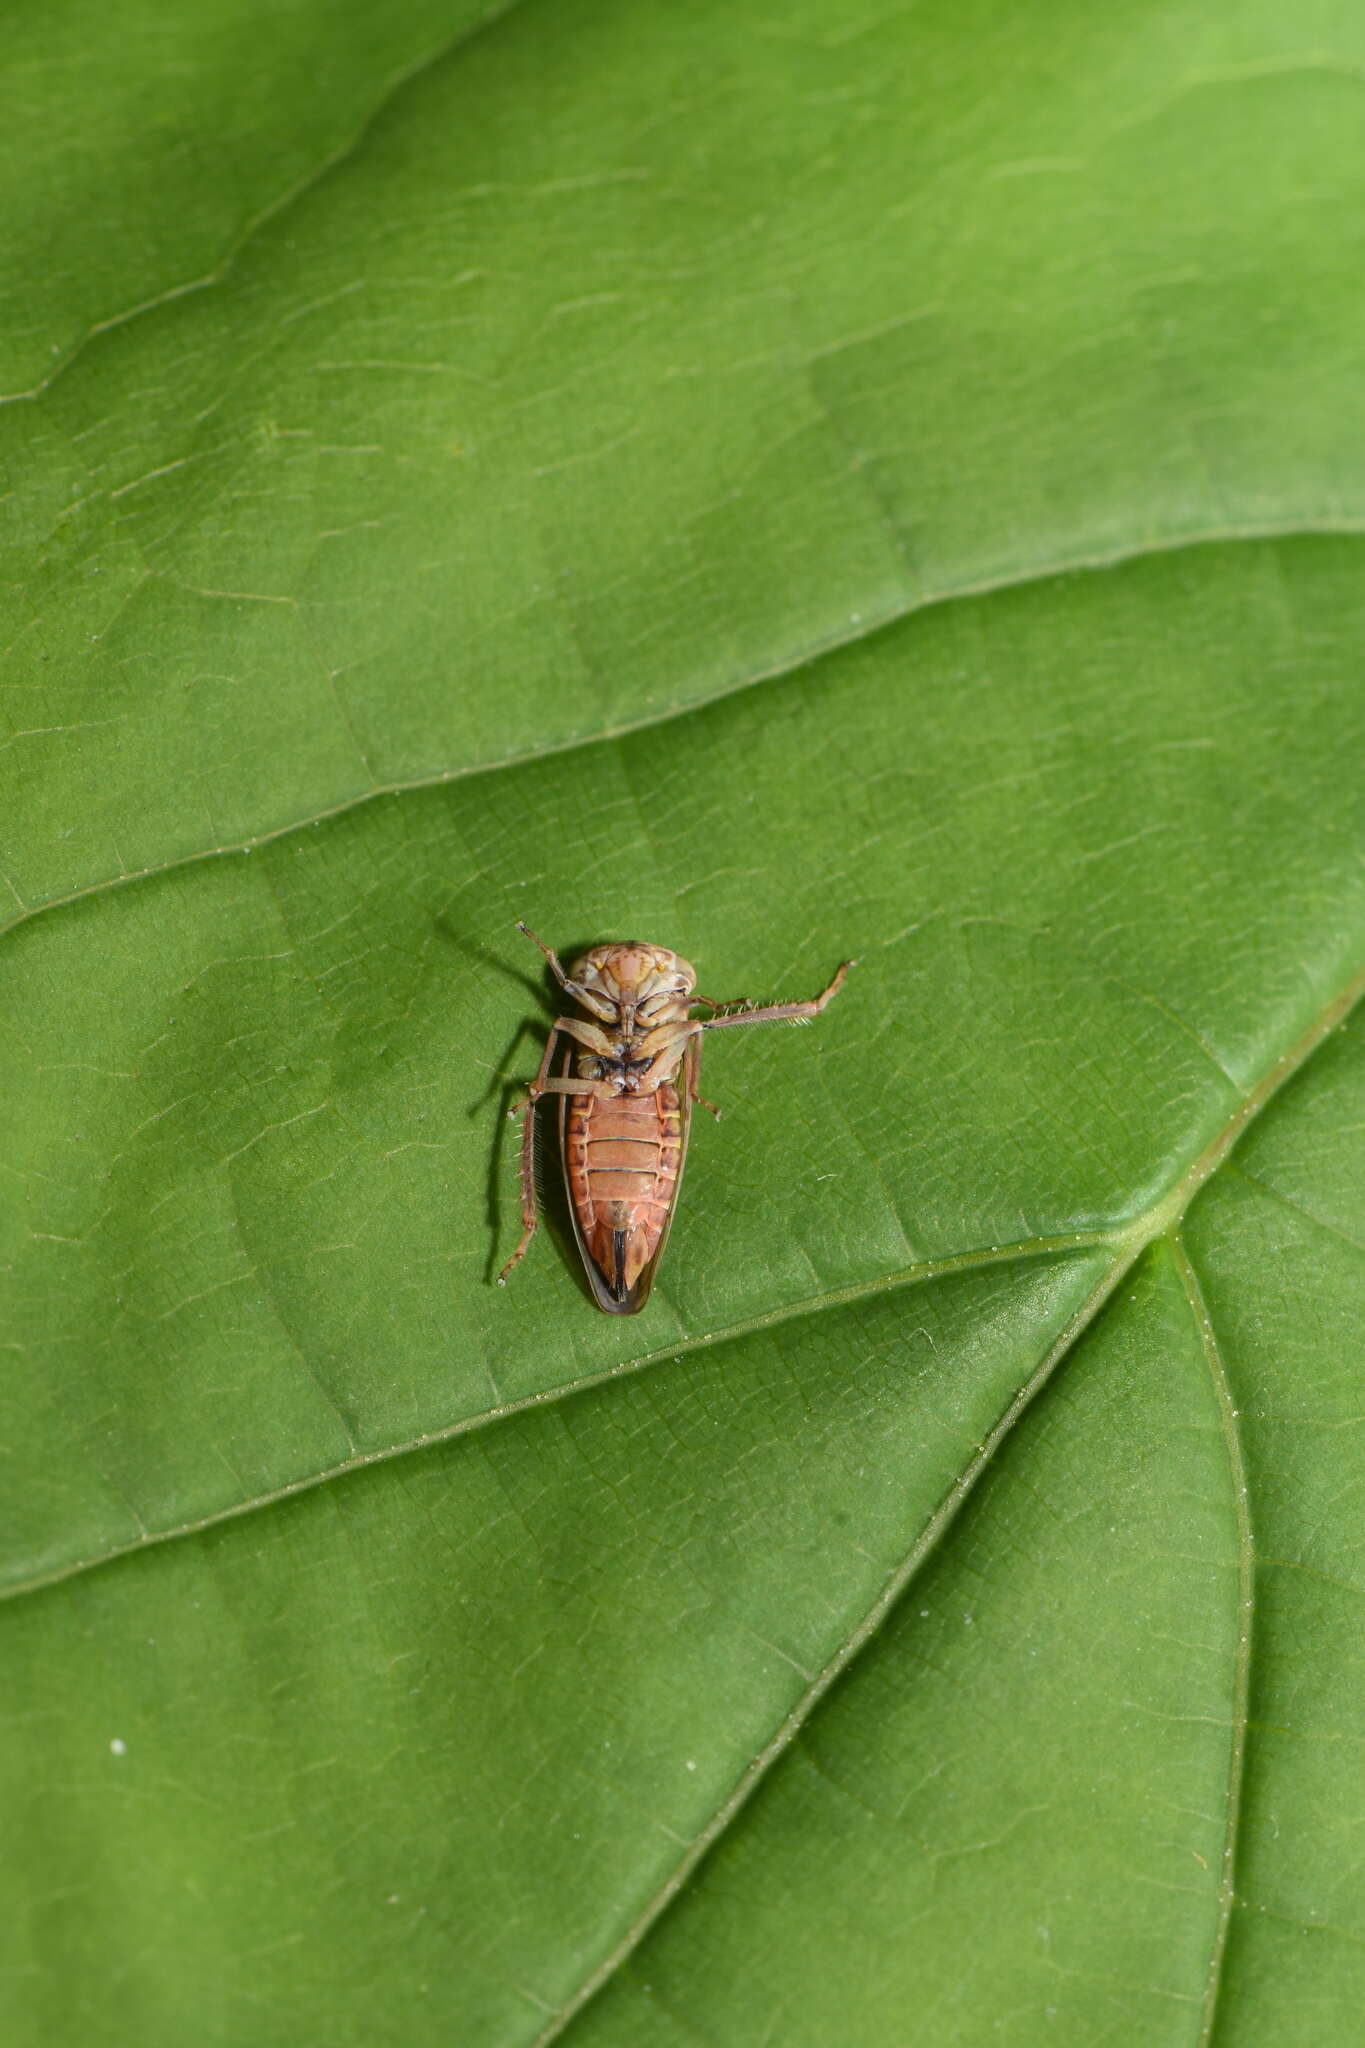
[626,1054,693,1313]
[559,1048,693,1315]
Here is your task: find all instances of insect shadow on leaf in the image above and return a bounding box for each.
[428,915,587,1287]
[468,931,602,1293]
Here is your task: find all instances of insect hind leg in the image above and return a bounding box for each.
[498,1022,570,1288]
[497,1088,542,1286]
[498,1022,615,1287]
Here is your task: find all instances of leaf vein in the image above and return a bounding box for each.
[0,1230,1115,1607]
[530,956,1365,2044]
[5,523,1365,944]
[1171,1237,1255,2048]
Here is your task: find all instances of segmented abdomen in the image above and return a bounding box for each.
[565,1083,683,1300]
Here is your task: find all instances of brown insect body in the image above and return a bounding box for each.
[499,929,852,1313]
[558,939,698,1313]
[562,1062,688,1313]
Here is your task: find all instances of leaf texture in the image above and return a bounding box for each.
[4,3,1365,2043]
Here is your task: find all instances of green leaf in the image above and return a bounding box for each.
[3,3,1364,2043]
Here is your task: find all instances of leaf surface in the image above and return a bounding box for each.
[4,3,1365,2043]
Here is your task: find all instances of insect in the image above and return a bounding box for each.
[498,925,853,1313]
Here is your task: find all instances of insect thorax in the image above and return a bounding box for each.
[577,1031,657,1090]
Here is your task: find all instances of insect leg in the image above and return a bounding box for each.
[533,1075,615,1096]
[684,1033,721,1120]
[515,921,615,1020]
[511,1014,615,1087]
[629,1023,701,1095]
[697,958,854,1031]
[516,922,573,989]
[504,1017,612,1125]
[497,1024,564,1286]
[498,1023,618,1286]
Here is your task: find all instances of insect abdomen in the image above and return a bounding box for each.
[566,1084,683,1306]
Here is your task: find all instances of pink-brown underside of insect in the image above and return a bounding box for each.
[498,934,852,1313]
[561,1057,692,1315]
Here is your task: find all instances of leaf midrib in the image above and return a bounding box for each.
[5,955,1361,1620]
[5,519,1363,941]
[530,1248,1145,2047]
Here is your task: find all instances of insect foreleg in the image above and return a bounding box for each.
[516,922,615,1021]
[698,959,853,1031]
[523,1015,615,1084]
[516,921,573,987]
[629,1022,702,1094]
